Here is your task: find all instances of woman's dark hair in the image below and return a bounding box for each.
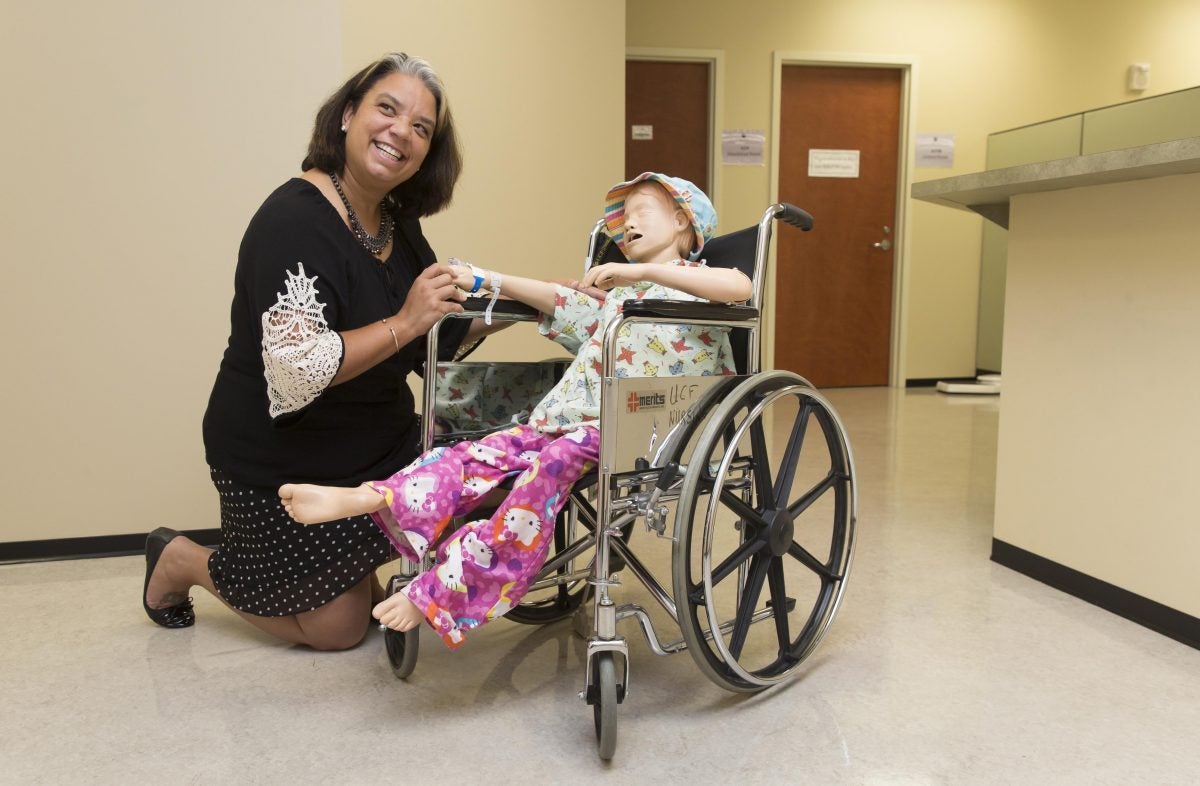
[303,53,462,218]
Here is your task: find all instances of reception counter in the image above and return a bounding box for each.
[913,138,1200,647]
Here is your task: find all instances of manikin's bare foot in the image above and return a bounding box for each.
[373,591,425,632]
[278,483,386,524]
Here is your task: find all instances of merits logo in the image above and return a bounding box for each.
[626,390,666,413]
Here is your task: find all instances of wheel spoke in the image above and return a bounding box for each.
[786,540,840,581]
[709,535,768,587]
[729,554,771,659]
[786,470,842,519]
[772,401,812,505]
[718,418,741,478]
[718,488,767,529]
[748,413,775,505]
[767,558,792,653]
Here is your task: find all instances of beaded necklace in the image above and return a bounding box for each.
[329,171,394,256]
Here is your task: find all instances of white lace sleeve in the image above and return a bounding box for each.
[261,263,344,418]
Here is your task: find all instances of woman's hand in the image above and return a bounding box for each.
[395,263,467,336]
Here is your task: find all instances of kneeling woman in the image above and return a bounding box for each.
[142,53,470,651]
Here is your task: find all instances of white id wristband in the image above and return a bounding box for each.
[484,271,502,325]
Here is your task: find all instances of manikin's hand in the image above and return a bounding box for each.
[580,261,641,291]
[558,279,607,303]
[446,258,481,292]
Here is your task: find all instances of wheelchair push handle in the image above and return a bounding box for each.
[776,203,814,231]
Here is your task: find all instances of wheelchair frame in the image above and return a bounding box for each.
[384,203,857,760]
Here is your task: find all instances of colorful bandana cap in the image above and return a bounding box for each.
[604,172,717,261]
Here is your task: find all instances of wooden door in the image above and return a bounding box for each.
[625,60,710,193]
[776,65,901,387]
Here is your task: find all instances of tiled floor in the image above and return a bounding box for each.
[2,388,1196,784]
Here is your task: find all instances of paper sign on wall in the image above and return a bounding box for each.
[631,125,653,141]
[916,134,955,167]
[808,149,860,178]
[722,129,765,166]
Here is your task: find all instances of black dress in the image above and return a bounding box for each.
[202,178,466,616]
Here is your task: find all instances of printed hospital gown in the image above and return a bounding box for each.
[531,258,737,432]
[369,257,737,647]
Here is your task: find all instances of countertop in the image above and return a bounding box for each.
[910,137,1200,228]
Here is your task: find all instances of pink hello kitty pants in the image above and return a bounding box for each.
[367,423,599,648]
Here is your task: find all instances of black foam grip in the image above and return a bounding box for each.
[778,203,814,231]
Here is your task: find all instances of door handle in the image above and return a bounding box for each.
[873,225,892,251]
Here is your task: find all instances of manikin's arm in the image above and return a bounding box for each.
[449,266,560,315]
[580,261,752,303]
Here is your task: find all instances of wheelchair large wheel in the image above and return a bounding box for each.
[382,575,419,679]
[672,371,856,692]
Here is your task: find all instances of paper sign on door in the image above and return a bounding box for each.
[808,149,860,178]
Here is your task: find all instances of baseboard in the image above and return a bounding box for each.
[0,528,222,564]
[991,539,1199,650]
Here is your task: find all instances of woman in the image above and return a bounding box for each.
[142,53,471,650]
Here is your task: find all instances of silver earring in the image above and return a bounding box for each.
[340,124,347,132]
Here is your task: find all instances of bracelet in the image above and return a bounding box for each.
[484,271,502,326]
[468,264,485,294]
[380,318,400,354]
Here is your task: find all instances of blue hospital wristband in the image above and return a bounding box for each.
[468,264,485,294]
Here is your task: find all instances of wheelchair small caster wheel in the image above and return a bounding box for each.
[591,652,618,760]
[384,626,419,679]
[382,574,419,679]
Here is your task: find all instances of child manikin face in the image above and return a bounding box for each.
[621,183,690,263]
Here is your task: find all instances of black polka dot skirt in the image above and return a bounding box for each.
[206,468,394,617]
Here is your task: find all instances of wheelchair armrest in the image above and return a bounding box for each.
[622,298,759,322]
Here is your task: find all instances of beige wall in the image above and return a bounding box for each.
[2,1,343,544]
[1,1,621,543]
[627,0,1200,380]
[996,173,1200,616]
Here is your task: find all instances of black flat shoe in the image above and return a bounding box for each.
[143,527,195,628]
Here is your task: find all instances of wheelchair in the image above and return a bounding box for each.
[383,203,857,760]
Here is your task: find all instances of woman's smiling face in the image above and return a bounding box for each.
[341,72,436,193]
